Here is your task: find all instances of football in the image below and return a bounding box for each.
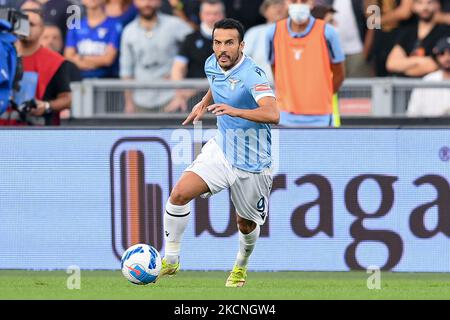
[121,244,162,285]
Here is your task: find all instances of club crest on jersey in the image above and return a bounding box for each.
[292,49,303,61]
[228,78,241,91]
[98,28,108,39]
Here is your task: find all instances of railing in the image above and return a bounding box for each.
[339,78,450,116]
[70,78,450,118]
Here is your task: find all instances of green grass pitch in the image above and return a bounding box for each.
[0,270,449,300]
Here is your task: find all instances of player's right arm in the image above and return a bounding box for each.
[208,96,280,124]
[182,89,213,125]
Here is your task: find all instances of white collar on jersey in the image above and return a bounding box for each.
[220,53,246,76]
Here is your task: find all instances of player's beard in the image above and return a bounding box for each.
[218,50,242,71]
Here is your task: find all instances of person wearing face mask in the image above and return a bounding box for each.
[165,0,225,112]
[267,0,346,127]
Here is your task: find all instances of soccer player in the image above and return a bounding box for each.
[158,18,279,287]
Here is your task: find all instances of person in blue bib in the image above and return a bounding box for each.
[158,18,280,288]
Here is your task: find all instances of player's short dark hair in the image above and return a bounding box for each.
[213,18,245,43]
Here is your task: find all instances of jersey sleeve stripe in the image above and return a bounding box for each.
[255,93,276,102]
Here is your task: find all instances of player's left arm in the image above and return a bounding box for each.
[325,24,346,93]
[208,96,279,124]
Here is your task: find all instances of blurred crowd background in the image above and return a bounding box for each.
[1,0,450,122]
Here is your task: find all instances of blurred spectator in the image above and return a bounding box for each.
[120,0,193,113]
[386,0,450,77]
[165,0,225,112]
[331,0,373,77]
[38,0,79,42]
[41,24,82,81]
[244,0,288,84]
[222,0,266,30]
[171,0,223,79]
[64,0,122,79]
[41,23,81,120]
[267,0,345,127]
[105,0,138,27]
[41,23,64,53]
[0,0,71,126]
[366,0,414,77]
[407,36,450,116]
[311,4,336,25]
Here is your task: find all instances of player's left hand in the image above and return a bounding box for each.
[207,104,240,117]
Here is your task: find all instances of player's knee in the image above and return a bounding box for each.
[237,217,257,235]
[169,187,191,206]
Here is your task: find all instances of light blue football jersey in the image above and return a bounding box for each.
[204,54,276,173]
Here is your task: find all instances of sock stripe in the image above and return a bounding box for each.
[166,210,190,218]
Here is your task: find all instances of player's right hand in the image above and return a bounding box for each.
[182,100,208,126]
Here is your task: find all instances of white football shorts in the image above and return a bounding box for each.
[184,138,273,225]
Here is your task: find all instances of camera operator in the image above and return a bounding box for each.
[0,18,17,115]
[0,0,71,126]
